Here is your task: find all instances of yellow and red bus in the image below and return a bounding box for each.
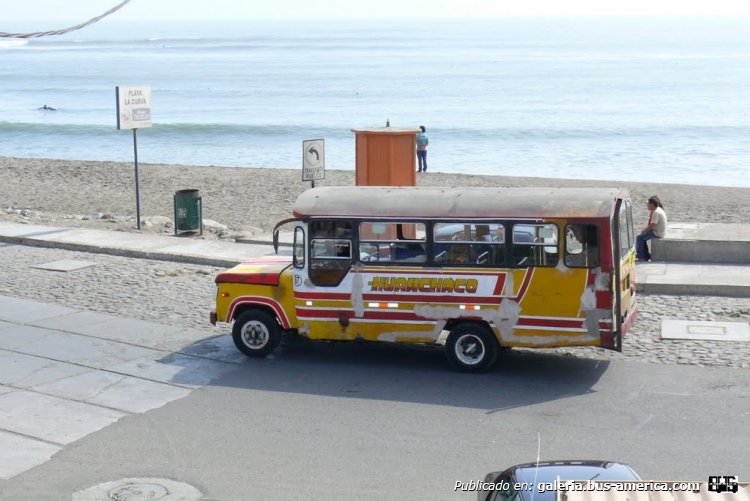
[211,186,637,372]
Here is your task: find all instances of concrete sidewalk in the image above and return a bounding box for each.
[636,261,750,297]
[651,222,750,264]
[1,221,748,296]
[0,294,244,479]
[0,221,287,268]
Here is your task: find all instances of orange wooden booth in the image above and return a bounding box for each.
[352,126,420,187]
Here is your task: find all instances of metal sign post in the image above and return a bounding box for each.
[116,85,152,230]
[132,128,141,229]
[302,138,325,188]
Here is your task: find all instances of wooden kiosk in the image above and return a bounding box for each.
[351,126,420,187]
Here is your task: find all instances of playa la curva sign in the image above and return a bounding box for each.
[115,85,152,130]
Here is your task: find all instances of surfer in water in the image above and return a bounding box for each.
[39,104,56,111]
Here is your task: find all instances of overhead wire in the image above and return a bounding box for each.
[0,0,131,38]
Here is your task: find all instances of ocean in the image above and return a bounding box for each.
[1,18,749,187]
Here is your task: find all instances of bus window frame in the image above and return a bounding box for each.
[293,226,305,269]
[510,222,560,268]
[307,218,354,287]
[564,223,600,268]
[431,220,508,267]
[358,220,427,266]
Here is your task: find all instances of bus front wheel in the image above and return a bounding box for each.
[445,323,498,372]
[232,309,282,358]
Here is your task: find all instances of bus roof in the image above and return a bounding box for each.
[293,187,627,219]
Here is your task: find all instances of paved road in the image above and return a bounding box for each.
[0,301,748,500]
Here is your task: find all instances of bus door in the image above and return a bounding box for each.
[612,199,636,348]
[292,219,356,340]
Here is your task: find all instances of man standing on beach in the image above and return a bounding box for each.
[416,125,429,172]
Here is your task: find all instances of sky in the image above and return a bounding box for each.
[3,0,750,22]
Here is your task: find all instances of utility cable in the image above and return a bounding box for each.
[0,0,131,38]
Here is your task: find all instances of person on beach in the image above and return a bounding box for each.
[636,195,667,261]
[416,125,429,172]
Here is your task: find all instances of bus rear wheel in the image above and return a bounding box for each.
[232,309,281,358]
[445,323,498,372]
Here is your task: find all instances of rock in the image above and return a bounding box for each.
[241,226,264,237]
[144,216,173,227]
[220,230,253,241]
[202,219,228,231]
[92,212,105,220]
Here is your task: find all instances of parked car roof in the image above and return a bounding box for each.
[480,460,640,501]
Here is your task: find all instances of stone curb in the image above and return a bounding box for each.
[0,234,240,268]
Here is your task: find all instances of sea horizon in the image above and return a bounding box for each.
[1,17,749,187]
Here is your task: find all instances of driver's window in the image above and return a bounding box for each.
[309,220,352,286]
[293,227,305,269]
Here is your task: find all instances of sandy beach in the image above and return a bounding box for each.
[2,156,749,237]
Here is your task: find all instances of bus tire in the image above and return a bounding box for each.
[445,323,498,372]
[232,309,281,358]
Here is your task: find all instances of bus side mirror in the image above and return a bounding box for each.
[273,228,279,254]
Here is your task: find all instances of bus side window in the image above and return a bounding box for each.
[433,222,505,266]
[359,221,426,264]
[309,220,352,286]
[511,223,559,267]
[565,224,599,268]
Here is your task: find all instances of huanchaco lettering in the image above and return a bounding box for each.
[368,277,478,293]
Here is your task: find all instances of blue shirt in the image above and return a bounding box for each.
[416,132,429,151]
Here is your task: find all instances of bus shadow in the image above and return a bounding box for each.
[207,339,610,412]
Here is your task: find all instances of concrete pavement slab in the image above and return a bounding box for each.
[106,353,240,388]
[0,431,62,480]
[0,324,62,350]
[0,390,124,445]
[30,259,97,272]
[0,295,245,480]
[0,350,90,388]
[28,311,197,350]
[0,296,77,324]
[0,328,161,369]
[651,222,750,264]
[32,371,192,414]
[637,262,750,296]
[661,319,750,342]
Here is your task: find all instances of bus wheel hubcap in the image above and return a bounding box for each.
[241,321,269,349]
[456,334,484,365]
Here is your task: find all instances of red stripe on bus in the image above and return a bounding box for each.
[517,318,583,328]
[227,296,291,328]
[294,293,507,303]
[296,307,585,329]
[492,274,507,296]
[514,269,534,301]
